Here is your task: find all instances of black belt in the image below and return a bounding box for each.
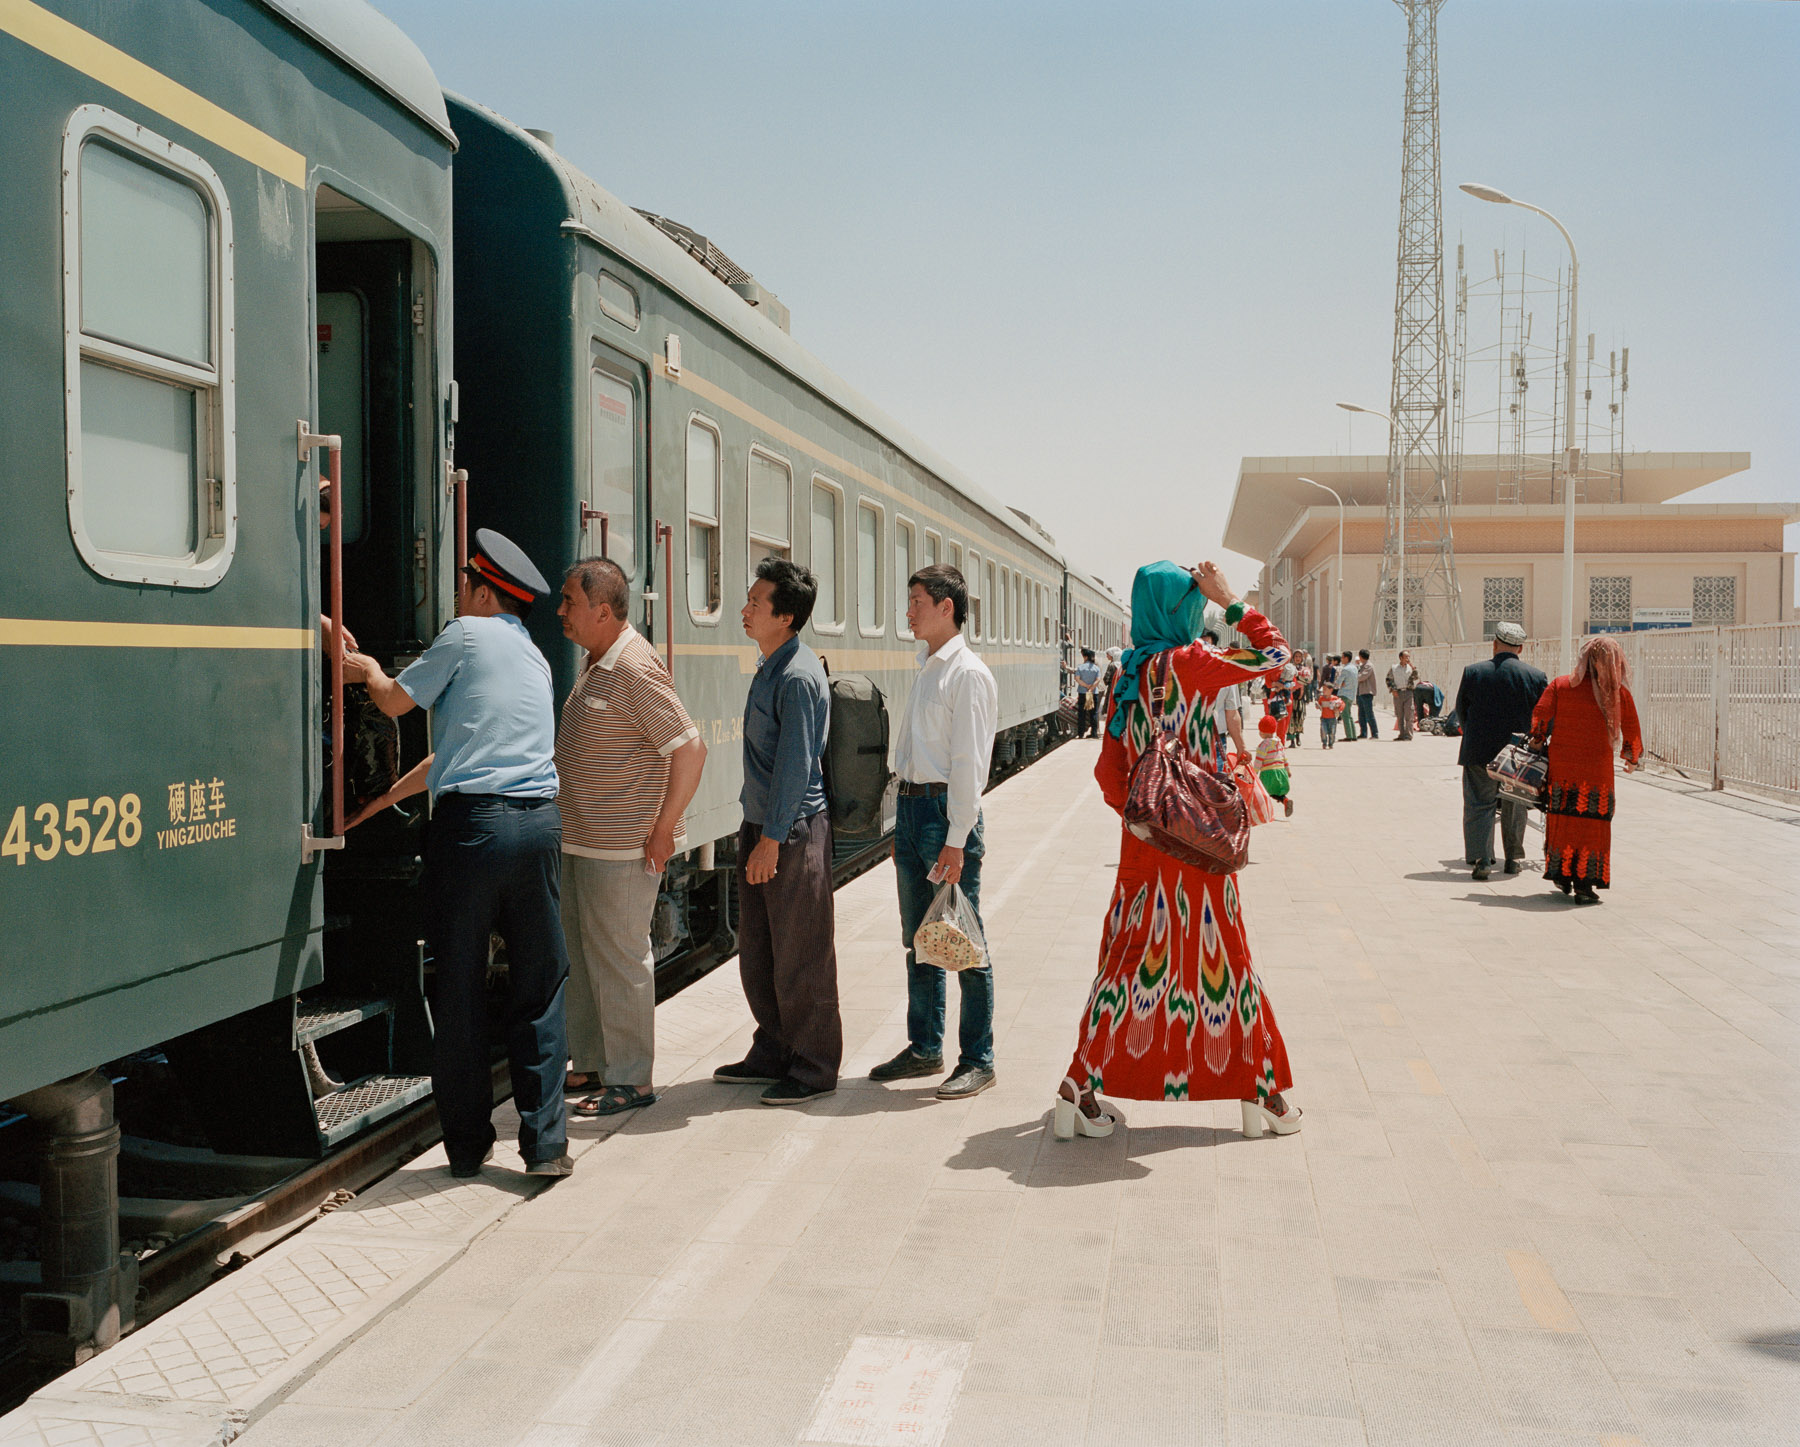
[897,780,948,798]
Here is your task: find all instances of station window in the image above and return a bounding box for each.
[597,271,640,330]
[895,518,915,637]
[685,417,721,618]
[748,447,791,564]
[1588,575,1631,631]
[64,108,235,587]
[810,478,845,631]
[590,367,637,577]
[857,500,884,635]
[1694,575,1736,626]
[986,560,998,642]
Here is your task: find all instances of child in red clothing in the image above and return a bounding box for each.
[1318,685,1344,748]
[1255,715,1294,817]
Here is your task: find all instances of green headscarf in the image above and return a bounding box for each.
[1108,561,1206,738]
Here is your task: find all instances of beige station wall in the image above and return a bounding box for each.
[1277,551,1791,656]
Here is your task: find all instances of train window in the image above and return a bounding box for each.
[1001,567,1013,641]
[895,518,915,638]
[985,560,998,642]
[685,417,721,619]
[965,550,980,639]
[923,529,941,568]
[590,367,637,577]
[597,271,640,330]
[857,500,883,635]
[1014,571,1025,644]
[949,541,963,574]
[748,447,791,562]
[810,478,845,632]
[63,110,235,586]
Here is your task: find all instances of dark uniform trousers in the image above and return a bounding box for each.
[735,812,842,1090]
[426,794,570,1167]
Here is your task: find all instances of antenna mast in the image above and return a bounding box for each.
[1374,0,1464,647]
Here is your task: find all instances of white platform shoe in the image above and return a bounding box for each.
[1053,1078,1116,1140]
[1240,1098,1303,1139]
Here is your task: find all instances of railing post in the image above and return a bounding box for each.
[1710,626,1728,792]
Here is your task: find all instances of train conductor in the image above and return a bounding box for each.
[343,529,574,1179]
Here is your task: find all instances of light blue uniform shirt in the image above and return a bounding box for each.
[397,614,559,800]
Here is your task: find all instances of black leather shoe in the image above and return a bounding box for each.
[869,1047,944,1082]
[1503,859,1523,875]
[448,1145,494,1179]
[761,1076,836,1106]
[936,1065,995,1100]
[1471,863,1491,882]
[712,1060,781,1085]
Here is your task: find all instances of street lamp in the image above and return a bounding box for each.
[1298,477,1344,655]
[1336,402,1401,648]
[1460,182,1581,673]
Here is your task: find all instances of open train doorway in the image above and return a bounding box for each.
[165,187,443,1157]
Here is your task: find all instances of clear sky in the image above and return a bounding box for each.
[377,0,1800,600]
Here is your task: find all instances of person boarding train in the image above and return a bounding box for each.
[343,530,574,1178]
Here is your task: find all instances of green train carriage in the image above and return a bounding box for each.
[445,96,1124,981]
[0,0,458,1356]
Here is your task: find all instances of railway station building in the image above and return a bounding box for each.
[1227,452,1797,655]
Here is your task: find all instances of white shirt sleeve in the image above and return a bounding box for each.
[945,666,998,849]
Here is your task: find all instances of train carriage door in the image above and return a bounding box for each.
[586,346,647,625]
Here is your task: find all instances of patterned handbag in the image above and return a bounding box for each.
[1122,654,1250,874]
[1487,734,1549,808]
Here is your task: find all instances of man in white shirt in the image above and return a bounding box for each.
[1386,650,1417,741]
[869,564,1000,1100]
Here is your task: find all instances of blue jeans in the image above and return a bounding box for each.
[1357,694,1379,738]
[895,792,993,1070]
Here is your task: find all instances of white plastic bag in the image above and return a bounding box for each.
[912,881,988,972]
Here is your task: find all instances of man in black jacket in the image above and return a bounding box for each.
[1453,622,1548,881]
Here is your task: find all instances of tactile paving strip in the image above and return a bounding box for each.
[72,1241,434,1406]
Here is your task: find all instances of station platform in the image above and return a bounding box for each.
[7,720,1798,1447]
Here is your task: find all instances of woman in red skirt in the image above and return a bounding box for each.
[1529,634,1644,904]
[1054,560,1299,1143]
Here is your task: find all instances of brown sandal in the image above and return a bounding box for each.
[573,1085,657,1117]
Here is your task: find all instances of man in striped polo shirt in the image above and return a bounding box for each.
[555,558,707,1118]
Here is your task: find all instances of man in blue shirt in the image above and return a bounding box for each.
[345,530,572,1178]
[712,558,841,1105]
[1073,648,1103,737]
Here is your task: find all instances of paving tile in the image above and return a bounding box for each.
[19,738,1800,1447]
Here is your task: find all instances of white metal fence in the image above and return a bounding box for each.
[1402,623,1800,805]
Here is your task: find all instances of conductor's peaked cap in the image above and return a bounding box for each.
[468,528,552,601]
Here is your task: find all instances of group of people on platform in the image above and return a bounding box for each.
[329,529,1030,1178]
[319,509,1644,1177]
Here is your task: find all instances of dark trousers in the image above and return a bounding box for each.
[1357,694,1379,738]
[1077,695,1097,737]
[895,792,993,1070]
[737,813,842,1090]
[425,794,570,1167]
[1462,764,1527,867]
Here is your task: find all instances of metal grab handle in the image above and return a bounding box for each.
[580,503,609,561]
[656,520,675,679]
[449,465,470,613]
[300,421,345,843]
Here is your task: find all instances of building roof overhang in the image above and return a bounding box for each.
[1272,499,1800,563]
[1224,453,1755,559]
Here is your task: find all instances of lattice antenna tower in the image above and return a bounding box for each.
[1373,0,1463,647]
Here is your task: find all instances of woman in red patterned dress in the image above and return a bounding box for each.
[1053,560,1300,1143]
[1529,633,1644,904]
